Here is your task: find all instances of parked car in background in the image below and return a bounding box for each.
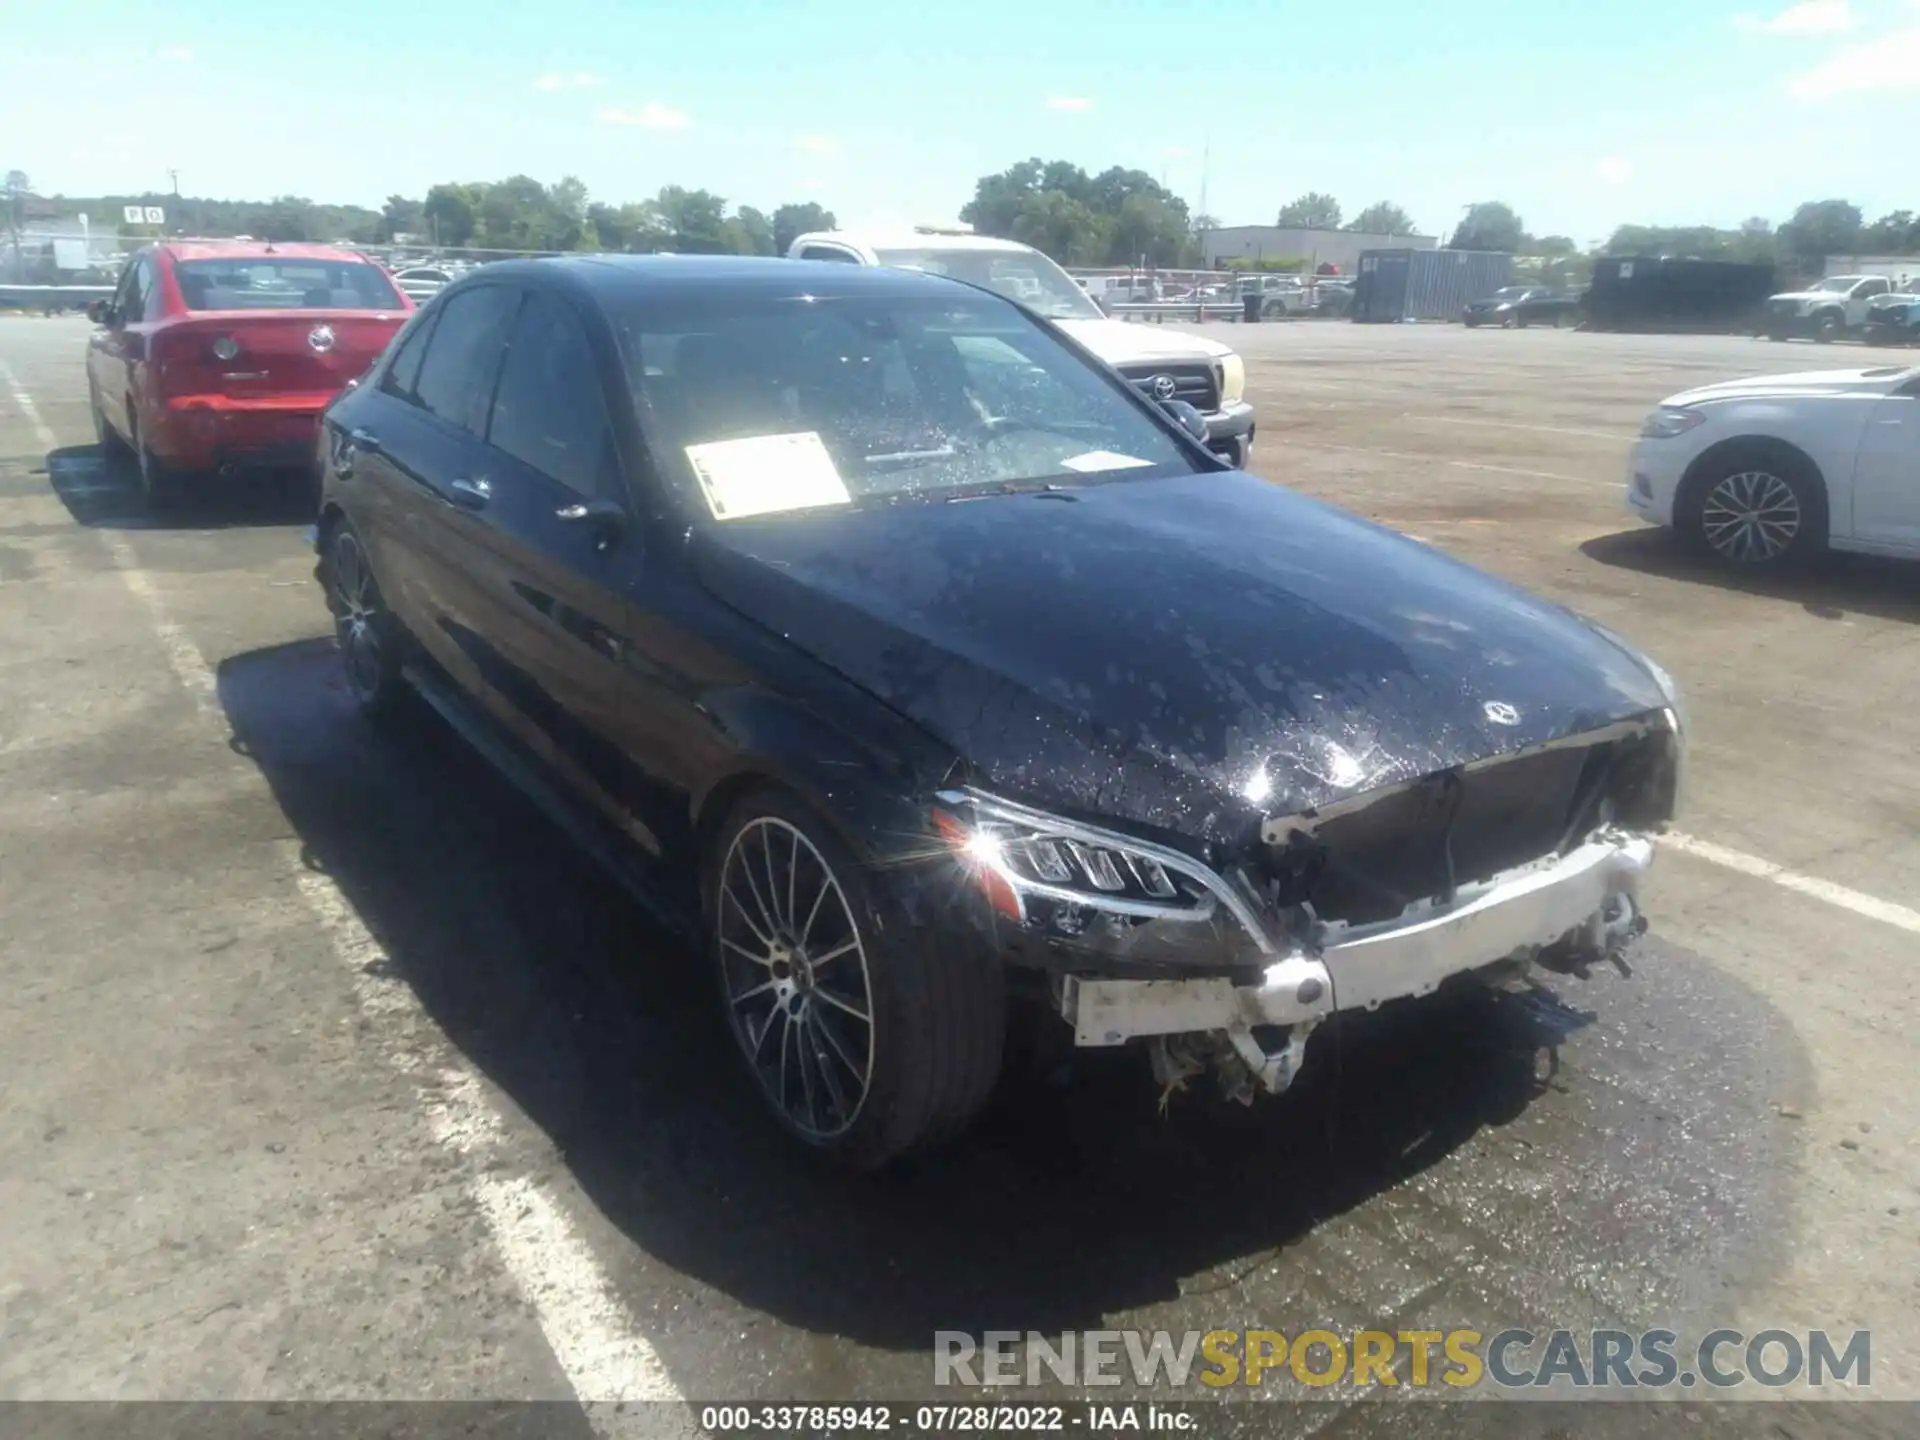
[1862,294,1920,347]
[393,266,457,303]
[1762,274,1893,343]
[1627,363,1920,565]
[787,226,1255,464]
[1463,286,1582,329]
[84,241,412,508]
[314,255,1683,1167]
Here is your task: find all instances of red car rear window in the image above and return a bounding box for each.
[173,259,404,312]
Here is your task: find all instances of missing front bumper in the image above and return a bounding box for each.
[1057,833,1654,1095]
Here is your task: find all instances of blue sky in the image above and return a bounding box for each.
[12,0,1920,242]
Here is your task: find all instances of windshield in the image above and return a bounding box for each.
[869,247,1104,319]
[1491,287,1531,300]
[615,292,1200,521]
[174,259,404,311]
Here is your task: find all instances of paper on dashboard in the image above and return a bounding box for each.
[685,432,853,520]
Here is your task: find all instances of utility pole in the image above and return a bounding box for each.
[168,169,180,234]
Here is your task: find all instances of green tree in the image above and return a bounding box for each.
[653,186,730,252]
[1010,190,1109,266]
[1346,201,1415,236]
[423,183,481,246]
[1777,199,1862,271]
[1449,202,1525,252]
[771,201,836,253]
[1277,192,1342,229]
[722,205,776,256]
[381,194,423,241]
[1860,210,1919,254]
[244,195,320,242]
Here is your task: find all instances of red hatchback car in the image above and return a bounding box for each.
[85,241,413,507]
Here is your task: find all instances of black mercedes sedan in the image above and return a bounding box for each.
[313,256,1684,1167]
[1463,286,1584,328]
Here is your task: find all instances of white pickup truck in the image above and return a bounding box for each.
[1762,274,1896,343]
[786,226,1256,466]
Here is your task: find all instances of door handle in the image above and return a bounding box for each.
[349,427,382,454]
[449,476,492,509]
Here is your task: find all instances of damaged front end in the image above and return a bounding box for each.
[932,707,1682,1108]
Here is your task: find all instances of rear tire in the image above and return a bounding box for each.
[89,381,127,458]
[323,519,410,719]
[1677,447,1827,568]
[708,790,1006,1169]
[130,416,184,512]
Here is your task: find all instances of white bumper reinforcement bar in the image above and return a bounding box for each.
[1061,833,1655,1048]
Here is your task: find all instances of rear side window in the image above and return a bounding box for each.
[173,259,403,311]
[381,313,437,401]
[485,292,617,499]
[798,245,859,263]
[412,287,518,434]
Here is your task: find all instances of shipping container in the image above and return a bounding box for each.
[1352,248,1512,323]
[1585,257,1775,333]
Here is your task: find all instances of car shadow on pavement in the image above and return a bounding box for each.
[1583,527,1920,626]
[216,636,1802,1362]
[43,444,316,531]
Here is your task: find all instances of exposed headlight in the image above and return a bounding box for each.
[931,788,1271,952]
[1216,352,1245,407]
[1639,406,1707,440]
[211,336,241,361]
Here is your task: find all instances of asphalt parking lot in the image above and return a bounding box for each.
[1,314,1916,1424]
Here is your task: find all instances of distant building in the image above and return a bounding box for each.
[1198,225,1438,274]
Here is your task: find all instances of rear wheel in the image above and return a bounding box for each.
[1679,450,1826,567]
[325,520,409,718]
[89,381,127,458]
[129,415,184,512]
[709,791,1005,1169]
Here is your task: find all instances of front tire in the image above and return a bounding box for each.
[1679,450,1826,567]
[709,791,1005,1169]
[1814,311,1842,344]
[325,520,409,718]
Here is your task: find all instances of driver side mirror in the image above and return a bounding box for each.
[1161,399,1209,445]
[85,299,113,326]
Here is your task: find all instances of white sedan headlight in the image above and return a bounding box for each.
[1216,352,1245,407]
[1640,406,1707,440]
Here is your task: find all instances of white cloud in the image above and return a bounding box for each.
[155,45,193,62]
[798,179,823,191]
[1789,25,1920,96]
[1162,145,1190,158]
[1046,96,1092,111]
[1735,0,1857,34]
[535,71,606,91]
[793,135,837,155]
[1596,156,1634,185]
[596,101,692,130]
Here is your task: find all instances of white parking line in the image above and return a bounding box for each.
[1281,436,1624,488]
[1417,416,1628,443]
[1665,832,1920,936]
[1,360,685,1426]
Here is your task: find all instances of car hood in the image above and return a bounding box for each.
[1665,365,1916,406]
[686,472,1667,846]
[1770,290,1853,304]
[1054,317,1235,363]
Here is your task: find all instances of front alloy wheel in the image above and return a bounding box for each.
[1700,469,1803,564]
[717,816,875,1142]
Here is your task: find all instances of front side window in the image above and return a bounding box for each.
[172,259,404,311]
[412,286,518,433]
[615,291,1203,522]
[116,257,152,322]
[486,292,617,499]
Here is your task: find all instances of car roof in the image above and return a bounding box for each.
[157,240,375,265]
[462,253,992,305]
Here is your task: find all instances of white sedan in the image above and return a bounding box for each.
[1627,364,1920,565]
